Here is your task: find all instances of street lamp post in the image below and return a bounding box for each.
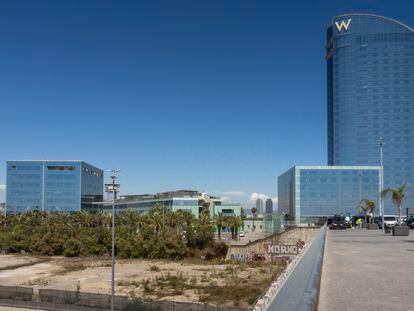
[105,169,120,311]
[378,137,385,233]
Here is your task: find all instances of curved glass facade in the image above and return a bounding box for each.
[327,14,414,212]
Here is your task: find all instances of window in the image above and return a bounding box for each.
[47,166,75,171]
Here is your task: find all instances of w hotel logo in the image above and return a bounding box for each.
[335,19,352,32]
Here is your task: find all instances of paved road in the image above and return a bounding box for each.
[319,228,414,311]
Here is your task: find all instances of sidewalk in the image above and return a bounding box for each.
[319,228,414,311]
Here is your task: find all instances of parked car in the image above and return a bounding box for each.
[378,215,398,229]
[329,214,346,230]
[406,216,414,229]
[239,231,245,237]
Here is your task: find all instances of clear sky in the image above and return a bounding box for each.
[1,0,413,208]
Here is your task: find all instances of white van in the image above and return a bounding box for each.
[378,215,398,228]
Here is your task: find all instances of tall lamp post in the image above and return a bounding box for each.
[105,169,120,311]
[378,137,385,233]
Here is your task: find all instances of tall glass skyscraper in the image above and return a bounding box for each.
[327,14,414,211]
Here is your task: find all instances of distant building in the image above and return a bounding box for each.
[99,190,241,219]
[265,198,273,214]
[255,198,264,215]
[6,161,103,214]
[278,166,382,224]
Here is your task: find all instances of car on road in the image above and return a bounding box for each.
[239,231,245,237]
[378,215,398,229]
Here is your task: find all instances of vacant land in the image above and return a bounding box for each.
[0,255,285,308]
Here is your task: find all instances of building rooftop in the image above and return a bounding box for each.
[6,160,103,173]
[117,190,221,203]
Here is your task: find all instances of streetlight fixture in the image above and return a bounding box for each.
[378,137,385,233]
[105,169,120,311]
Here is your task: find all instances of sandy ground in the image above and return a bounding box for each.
[0,255,284,307]
[0,307,43,311]
[0,255,40,270]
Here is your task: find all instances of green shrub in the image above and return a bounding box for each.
[0,209,218,260]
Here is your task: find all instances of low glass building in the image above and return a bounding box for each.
[278,166,382,224]
[99,190,242,219]
[6,160,103,214]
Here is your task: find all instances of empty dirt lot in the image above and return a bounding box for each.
[0,254,285,308]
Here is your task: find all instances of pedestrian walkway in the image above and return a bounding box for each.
[319,228,414,311]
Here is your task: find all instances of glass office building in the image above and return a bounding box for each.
[327,14,414,208]
[278,166,382,224]
[6,160,103,214]
[99,190,242,219]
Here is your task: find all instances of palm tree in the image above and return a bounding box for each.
[166,211,179,234]
[251,207,257,232]
[240,208,246,231]
[0,214,7,227]
[196,210,214,247]
[148,205,163,234]
[233,216,243,238]
[102,212,112,228]
[382,183,410,225]
[123,208,139,228]
[226,215,243,239]
[73,210,93,228]
[94,210,105,227]
[214,212,226,240]
[357,199,376,224]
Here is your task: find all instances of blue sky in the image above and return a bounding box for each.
[1,0,413,208]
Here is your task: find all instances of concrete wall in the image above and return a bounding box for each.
[39,289,129,309]
[37,289,245,311]
[226,227,319,260]
[0,285,33,301]
[125,299,245,311]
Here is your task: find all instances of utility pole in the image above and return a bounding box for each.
[105,169,120,311]
[358,171,362,203]
[378,137,385,233]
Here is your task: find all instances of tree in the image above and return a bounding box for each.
[123,209,139,228]
[214,212,226,240]
[0,209,225,260]
[240,208,246,231]
[357,199,376,224]
[226,215,243,239]
[148,204,163,234]
[166,211,179,235]
[382,183,411,225]
[251,207,257,232]
[195,210,214,248]
[74,211,93,228]
[102,212,112,228]
[233,216,243,238]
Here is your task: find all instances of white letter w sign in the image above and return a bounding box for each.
[335,19,351,32]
